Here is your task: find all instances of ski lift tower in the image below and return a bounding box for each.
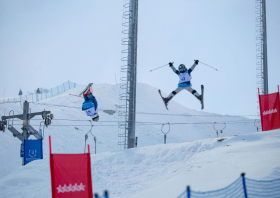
[118,0,138,149]
[256,0,268,114]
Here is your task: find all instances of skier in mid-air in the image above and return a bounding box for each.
[82,89,99,122]
[161,60,203,108]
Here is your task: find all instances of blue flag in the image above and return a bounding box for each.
[24,139,43,165]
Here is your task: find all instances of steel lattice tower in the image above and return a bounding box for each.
[256,0,268,114]
[118,0,138,149]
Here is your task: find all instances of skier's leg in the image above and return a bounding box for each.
[185,86,201,101]
[165,87,183,103]
[89,107,99,122]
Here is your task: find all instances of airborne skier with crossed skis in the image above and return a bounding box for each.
[80,83,99,122]
[158,60,204,110]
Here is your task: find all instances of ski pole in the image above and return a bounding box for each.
[198,61,218,71]
[149,63,171,72]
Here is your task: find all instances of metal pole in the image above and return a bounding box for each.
[94,137,97,154]
[262,0,268,94]
[127,0,138,149]
[164,134,166,144]
[187,186,191,198]
[22,101,29,165]
[241,173,248,198]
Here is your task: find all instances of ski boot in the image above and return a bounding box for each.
[83,89,91,96]
[92,114,99,122]
[163,97,171,106]
[195,95,202,102]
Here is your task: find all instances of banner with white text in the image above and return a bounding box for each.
[259,91,280,131]
[50,150,93,197]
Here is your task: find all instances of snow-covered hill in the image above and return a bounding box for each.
[0,130,279,198]
[0,83,273,198]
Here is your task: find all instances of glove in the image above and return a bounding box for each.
[194,60,199,65]
[169,62,173,67]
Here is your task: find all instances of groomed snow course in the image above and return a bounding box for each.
[0,130,280,198]
[0,83,275,198]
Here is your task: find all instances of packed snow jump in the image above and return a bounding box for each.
[158,60,204,110]
[80,83,99,122]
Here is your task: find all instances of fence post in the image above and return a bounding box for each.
[187,186,191,198]
[104,190,109,198]
[241,173,248,198]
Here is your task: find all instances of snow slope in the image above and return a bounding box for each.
[0,83,272,198]
[0,130,279,198]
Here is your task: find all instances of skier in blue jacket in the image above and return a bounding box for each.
[163,60,202,106]
[82,90,99,122]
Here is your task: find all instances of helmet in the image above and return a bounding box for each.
[178,64,186,73]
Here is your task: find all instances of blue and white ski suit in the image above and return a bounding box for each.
[82,94,99,119]
[167,62,200,99]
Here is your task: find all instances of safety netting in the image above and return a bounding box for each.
[177,176,280,198]
[0,81,85,103]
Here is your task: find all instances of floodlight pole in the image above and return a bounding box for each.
[127,0,138,149]
[262,0,268,94]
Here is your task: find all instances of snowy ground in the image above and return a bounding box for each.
[0,83,277,198]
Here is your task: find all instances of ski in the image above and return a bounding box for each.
[201,85,204,110]
[158,89,168,110]
[79,83,93,96]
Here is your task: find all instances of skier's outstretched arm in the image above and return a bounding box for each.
[189,60,199,73]
[169,62,179,75]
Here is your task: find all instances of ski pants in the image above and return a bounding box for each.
[167,86,200,99]
[83,107,99,119]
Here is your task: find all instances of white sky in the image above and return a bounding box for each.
[0,0,279,117]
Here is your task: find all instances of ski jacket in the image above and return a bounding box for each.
[82,94,98,111]
[170,63,198,88]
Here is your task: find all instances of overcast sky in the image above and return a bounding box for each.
[0,0,279,117]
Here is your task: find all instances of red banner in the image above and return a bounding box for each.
[259,89,280,131]
[49,137,93,198]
